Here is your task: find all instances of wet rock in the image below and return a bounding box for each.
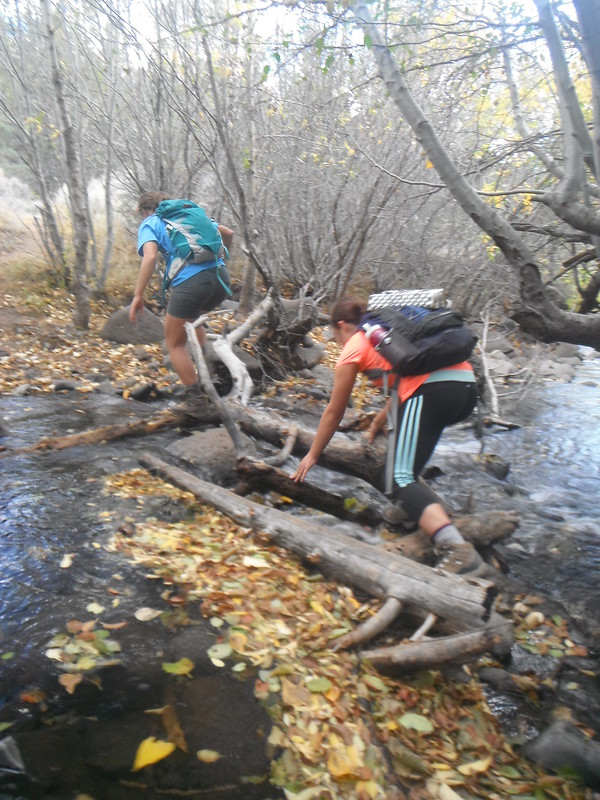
[521,719,600,788]
[552,343,581,359]
[537,359,577,382]
[480,453,510,480]
[99,307,164,345]
[11,384,31,395]
[95,380,119,395]
[128,382,157,402]
[53,379,78,392]
[0,736,25,771]
[169,428,238,485]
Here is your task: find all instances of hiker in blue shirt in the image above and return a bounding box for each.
[129,191,233,404]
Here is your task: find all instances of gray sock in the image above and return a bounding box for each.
[432,523,465,546]
[183,382,203,396]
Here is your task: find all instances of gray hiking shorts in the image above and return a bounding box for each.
[167,266,231,320]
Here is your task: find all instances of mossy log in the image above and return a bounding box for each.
[139,451,513,670]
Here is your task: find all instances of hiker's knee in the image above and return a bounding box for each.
[393,481,441,522]
[165,314,188,350]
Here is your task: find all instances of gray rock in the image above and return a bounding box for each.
[309,364,334,393]
[95,380,118,395]
[484,334,514,354]
[132,346,154,361]
[521,719,600,788]
[53,380,77,392]
[169,428,238,485]
[486,350,516,377]
[12,384,31,396]
[537,360,576,382]
[99,307,164,345]
[552,343,581,359]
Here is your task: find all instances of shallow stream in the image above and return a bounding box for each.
[0,357,599,796]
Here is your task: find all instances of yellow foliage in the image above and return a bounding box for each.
[132,737,175,771]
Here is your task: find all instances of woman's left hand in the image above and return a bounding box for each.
[365,421,385,443]
[290,454,317,483]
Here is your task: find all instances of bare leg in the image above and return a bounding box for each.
[164,313,199,386]
[418,503,452,538]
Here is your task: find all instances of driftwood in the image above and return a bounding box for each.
[362,624,510,673]
[233,402,387,484]
[0,409,197,460]
[381,510,522,563]
[139,452,513,670]
[235,456,388,526]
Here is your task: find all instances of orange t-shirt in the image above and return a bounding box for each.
[336,330,473,402]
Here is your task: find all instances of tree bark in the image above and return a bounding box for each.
[139,452,502,636]
[349,2,600,348]
[0,410,193,460]
[42,0,90,329]
[361,623,511,673]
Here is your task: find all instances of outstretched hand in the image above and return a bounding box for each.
[290,454,317,483]
[364,420,387,444]
[129,296,145,323]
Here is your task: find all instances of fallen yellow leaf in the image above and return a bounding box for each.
[327,744,362,778]
[196,749,222,763]
[457,755,492,776]
[58,673,82,694]
[132,737,175,771]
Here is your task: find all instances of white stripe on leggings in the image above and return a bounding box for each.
[393,394,423,488]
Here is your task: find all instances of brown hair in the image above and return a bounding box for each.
[329,296,367,326]
[137,191,170,214]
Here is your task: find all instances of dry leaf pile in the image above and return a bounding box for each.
[0,292,172,395]
[100,469,588,800]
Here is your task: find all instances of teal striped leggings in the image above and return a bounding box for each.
[391,381,477,521]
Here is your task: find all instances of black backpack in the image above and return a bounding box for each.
[360,301,477,377]
[361,292,478,496]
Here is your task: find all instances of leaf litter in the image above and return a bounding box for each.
[96,468,591,800]
[1,294,590,797]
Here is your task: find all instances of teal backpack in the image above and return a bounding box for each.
[155,199,228,290]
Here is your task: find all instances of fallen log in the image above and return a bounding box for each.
[362,622,511,673]
[0,408,197,459]
[232,403,387,485]
[235,456,389,526]
[332,597,404,652]
[381,510,522,562]
[139,451,512,669]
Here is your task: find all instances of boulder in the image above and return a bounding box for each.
[485,350,516,377]
[521,720,600,788]
[99,307,164,345]
[169,428,238,485]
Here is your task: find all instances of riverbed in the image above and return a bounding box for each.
[0,358,599,797]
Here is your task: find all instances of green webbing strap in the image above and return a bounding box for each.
[216,263,233,297]
[383,372,399,497]
[475,395,485,453]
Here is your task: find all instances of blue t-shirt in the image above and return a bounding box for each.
[137,214,221,286]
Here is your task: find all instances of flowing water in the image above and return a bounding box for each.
[0,395,280,799]
[0,359,599,795]
[435,353,600,641]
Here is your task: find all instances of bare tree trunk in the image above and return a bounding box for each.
[349,2,600,348]
[41,0,90,329]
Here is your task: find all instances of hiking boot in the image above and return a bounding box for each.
[434,541,486,576]
[176,384,206,415]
